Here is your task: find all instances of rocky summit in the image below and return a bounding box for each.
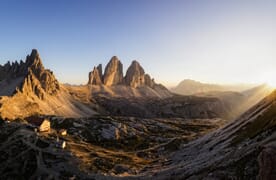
[21,49,60,99]
[0,49,60,99]
[88,64,103,85]
[103,56,124,86]
[125,60,155,88]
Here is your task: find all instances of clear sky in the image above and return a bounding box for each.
[0,0,275,87]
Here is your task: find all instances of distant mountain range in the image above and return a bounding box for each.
[171,79,258,95]
[171,79,274,119]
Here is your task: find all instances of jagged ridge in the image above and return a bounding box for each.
[21,49,60,99]
[0,49,60,99]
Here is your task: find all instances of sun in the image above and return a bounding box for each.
[261,71,276,88]
[266,80,276,88]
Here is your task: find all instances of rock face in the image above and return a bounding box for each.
[125,61,145,88]
[97,64,103,80]
[0,60,29,81]
[258,145,276,180]
[103,56,124,86]
[88,64,103,85]
[88,57,156,88]
[124,60,155,88]
[21,49,60,99]
[0,49,60,99]
[144,74,155,88]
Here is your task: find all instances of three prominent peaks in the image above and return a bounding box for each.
[88,56,155,88]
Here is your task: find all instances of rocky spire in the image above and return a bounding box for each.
[26,49,44,71]
[103,56,124,86]
[125,61,145,88]
[88,64,103,85]
[144,74,155,88]
[21,49,60,99]
[97,64,103,80]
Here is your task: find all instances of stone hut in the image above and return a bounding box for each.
[27,117,51,132]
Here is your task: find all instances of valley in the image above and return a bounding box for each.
[0,50,275,179]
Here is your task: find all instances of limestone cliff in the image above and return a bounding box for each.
[88,64,103,85]
[103,56,124,86]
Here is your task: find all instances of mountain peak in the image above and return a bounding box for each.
[23,49,60,99]
[88,64,103,85]
[26,49,44,70]
[0,49,60,99]
[130,60,140,65]
[102,56,124,86]
[30,49,39,58]
[110,56,119,62]
[125,60,145,87]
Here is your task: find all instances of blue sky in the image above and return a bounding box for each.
[0,0,275,86]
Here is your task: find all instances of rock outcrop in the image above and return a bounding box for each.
[0,60,29,81]
[88,64,103,85]
[21,49,60,99]
[0,49,60,99]
[97,64,103,81]
[144,74,155,88]
[103,56,124,86]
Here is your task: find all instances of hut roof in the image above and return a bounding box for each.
[26,116,48,126]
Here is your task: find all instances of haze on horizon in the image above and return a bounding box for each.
[0,0,275,87]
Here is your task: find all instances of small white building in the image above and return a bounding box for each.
[39,119,51,132]
[27,117,51,132]
[59,129,67,136]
